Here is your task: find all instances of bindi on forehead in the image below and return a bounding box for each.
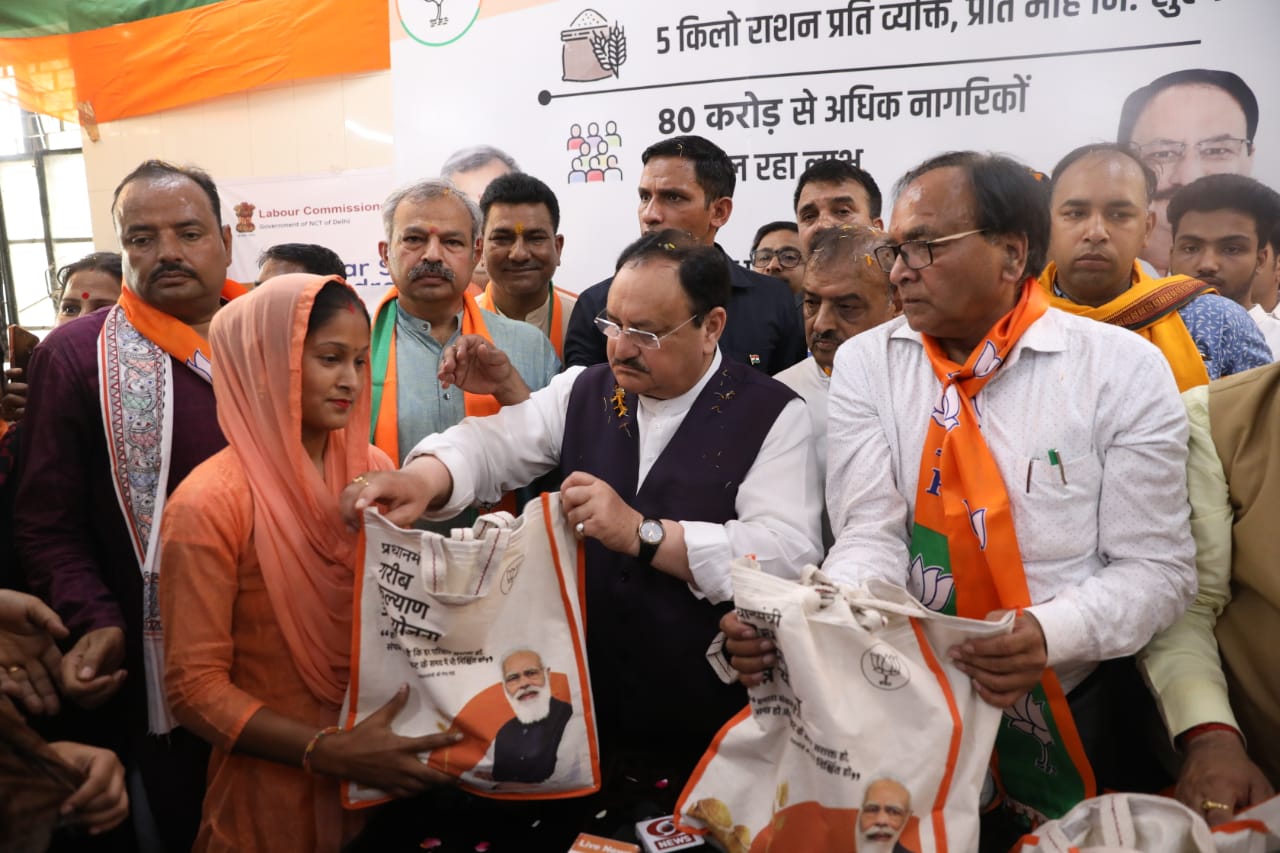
[82,291,91,299]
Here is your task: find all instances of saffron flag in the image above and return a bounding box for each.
[0,0,389,125]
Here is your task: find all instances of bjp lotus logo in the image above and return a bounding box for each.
[931,384,961,432]
[909,554,954,613]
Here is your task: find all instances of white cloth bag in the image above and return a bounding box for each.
[676,560,1012,853]
[342,493,599,806]
[1011,792,1280,853]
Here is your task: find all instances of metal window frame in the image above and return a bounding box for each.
[0,109,88,331]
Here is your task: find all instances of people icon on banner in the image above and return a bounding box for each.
[565,121,623,184]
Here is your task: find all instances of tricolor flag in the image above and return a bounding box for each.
[0,1,388,126]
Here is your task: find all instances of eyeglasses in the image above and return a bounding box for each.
[1130,137,1253,169]
[750,247,803,269]
[873,229,987,273]
[594,311,699,349]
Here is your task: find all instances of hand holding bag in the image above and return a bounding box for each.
[676,560,1013,853]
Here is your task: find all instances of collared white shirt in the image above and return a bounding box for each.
[774,356,830,478]
[775,356,832,549]
[408,350,823,604]
[1246,304,1280,361]
[823,309,1197,691]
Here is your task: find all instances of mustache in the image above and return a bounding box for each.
[612,356,650,374]
[810,330,844,346]
[407,259,455,283]
[149,261,199,283]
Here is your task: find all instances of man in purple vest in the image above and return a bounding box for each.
[345,229,822,847]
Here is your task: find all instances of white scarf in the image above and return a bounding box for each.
[97,305,191,734]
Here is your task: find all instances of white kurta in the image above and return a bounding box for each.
[1246,304,1280,361]
[408,351,824,604]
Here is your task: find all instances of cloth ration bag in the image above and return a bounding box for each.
[342,492,599,806]
[676,560,1013,853]
[1010,791,1280,853]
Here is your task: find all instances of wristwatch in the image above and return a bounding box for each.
[637,518,665,565]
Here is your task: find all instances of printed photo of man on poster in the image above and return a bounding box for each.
[1118,68,1259,274]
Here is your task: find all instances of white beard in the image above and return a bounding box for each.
[506,685,552,725]
[859,830,902,853]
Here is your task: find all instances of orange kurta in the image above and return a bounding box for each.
[161,448,391,852]
[159,273,392,853]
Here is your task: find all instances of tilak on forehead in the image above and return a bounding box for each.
[515,222,524,236]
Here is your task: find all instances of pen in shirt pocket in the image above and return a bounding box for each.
[1025,450,1069,492]
[1048,448,1067,485]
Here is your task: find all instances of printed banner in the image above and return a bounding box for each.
[218,169,396,311]
[390,0,1278,287]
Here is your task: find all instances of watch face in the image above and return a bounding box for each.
[639,519,664,545]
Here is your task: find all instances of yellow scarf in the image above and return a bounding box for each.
[1039,262,1213,391]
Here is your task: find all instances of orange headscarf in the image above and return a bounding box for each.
[208,274,391,706]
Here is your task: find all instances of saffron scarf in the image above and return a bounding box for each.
[98,277,246,732]
[116,278,246,380]
[1039,262,1213,391]
[369,290,501,462]
[208,273,392,706]
[476,281,567,359]
[908,281,1096,826]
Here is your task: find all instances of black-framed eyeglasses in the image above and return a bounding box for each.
[873,229,987,273]
[594,311,699,349]
[1130,137,1253,167]
[750,247,803,269]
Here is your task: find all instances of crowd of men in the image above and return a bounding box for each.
[0,63,1277,853]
